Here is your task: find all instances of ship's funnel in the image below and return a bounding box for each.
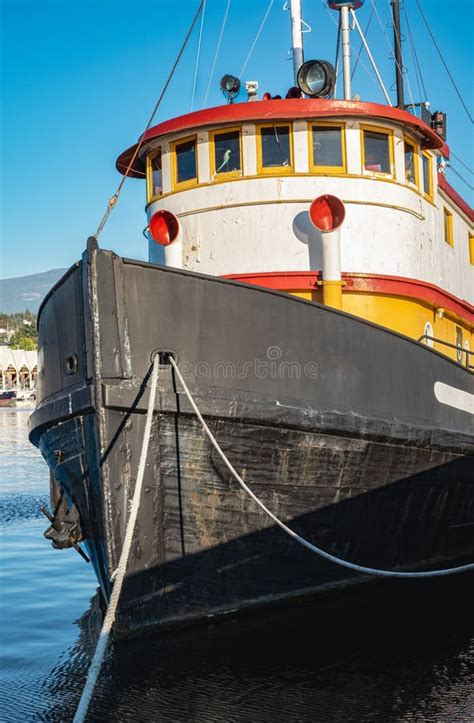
[309,195,345,309]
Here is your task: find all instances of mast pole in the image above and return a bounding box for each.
[290,0,304,84]
[391,0,404,108]
[340,4,352,100]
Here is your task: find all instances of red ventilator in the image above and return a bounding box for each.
[309,194,345,232]
[149,210,180,245]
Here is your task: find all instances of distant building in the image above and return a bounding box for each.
[0,346,37,389]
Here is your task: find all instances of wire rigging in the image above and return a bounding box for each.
[203,0,231,108]
[322,0,382,100]
[415,0,473,124]
[351,0,375,80]
[402,2,428,101]
[191,0,207,110]
[450,151,474,176]
[448,165,474,191]
[384,0,415,109]
[93,0,205,240]
[239,0,274,78]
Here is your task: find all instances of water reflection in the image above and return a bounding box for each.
[1,410,473,722]
[41,573,474,722]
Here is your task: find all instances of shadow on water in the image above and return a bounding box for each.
[42,573,474,722]
[1,410,473,721]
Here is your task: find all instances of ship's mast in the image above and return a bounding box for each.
[340,3,352,100]
[391,0,405,108]
[329,1,362,101]
[290,0,304,84]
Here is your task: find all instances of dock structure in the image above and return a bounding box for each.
[0,347,37,390]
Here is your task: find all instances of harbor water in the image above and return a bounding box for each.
[1,408,473,722]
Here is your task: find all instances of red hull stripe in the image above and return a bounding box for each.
[117,98,449,177]
[224,271,474,324]
[438,174,474,222]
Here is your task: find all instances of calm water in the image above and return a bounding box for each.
[1,409,473,722]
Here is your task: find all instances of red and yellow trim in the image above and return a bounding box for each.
[224,271,474,363]
[117,98,450,177]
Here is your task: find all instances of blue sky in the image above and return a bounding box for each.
[1,0,473,278]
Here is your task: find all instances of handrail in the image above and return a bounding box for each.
[417,334,474,369]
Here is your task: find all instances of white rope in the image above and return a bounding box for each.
[239,0,274,78]
[203,0,231,109]
[191,0,206,110]
[73,355,160,723]
[170,357,474,579]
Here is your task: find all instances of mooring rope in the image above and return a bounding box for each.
[169,356,474,579]
[73,355,160,723]
[93,0,205,240]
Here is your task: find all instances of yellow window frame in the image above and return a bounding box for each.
[403,135,420,190]
[209,126,243,181]
[146,147,163,203]
[421,150,434,201]
[308,121,347,174]
[468,232,474,265]
[443,207,454,247]
[360,124,395,178]
[171,134,199,191]
[256,122,294,176]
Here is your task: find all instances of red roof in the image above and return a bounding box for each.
[116,98,449,178]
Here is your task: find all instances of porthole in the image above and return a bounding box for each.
[64,353,78,375]
[423,322,434,347]
[456,327,463,363]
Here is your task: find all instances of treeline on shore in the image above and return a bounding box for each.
[0,311,38,350]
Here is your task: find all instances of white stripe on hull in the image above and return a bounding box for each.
[434,381,474,415]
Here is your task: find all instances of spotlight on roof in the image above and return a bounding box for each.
[297,60,336,98]
[220,74,241,104]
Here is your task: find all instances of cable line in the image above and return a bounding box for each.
[351,1,375,80]
[377,0,415,109]
[239,0,274,78]
[403,2,428,101]
[191,0,207,110]
[415,0,473,124]
[93,0,204,240]
[448,165,474,191]
[451,151,474,176]
[203,0,231,108]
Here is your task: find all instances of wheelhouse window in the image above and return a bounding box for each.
[211,128,242,178]
[422,151,433,199]
[310,123,345,173]
[361,127,393,176]
[403,138,418,187]
[147,149,163,201]
[172,136,197,189]
[443,207,454,247]
[257,124,292,174]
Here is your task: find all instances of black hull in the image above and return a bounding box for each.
[29,247,474,636]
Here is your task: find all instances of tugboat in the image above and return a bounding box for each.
[29,0,473,637]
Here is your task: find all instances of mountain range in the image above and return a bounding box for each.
[0,269,67,314]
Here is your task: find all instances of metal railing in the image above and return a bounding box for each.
[417,334,474,369]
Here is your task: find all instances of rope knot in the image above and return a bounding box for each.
[108,194,119,210]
